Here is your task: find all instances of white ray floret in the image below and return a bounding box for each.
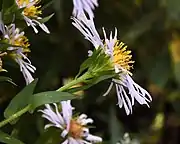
[73,0,98,18]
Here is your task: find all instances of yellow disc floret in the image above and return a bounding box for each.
[69,120,84,139]
[14,35,30,49]
[16,0,42,17]
[113,41,134,71]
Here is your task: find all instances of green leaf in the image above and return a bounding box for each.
[76,55,93,78]
[38,13,54,23]
[0,131,24,144]
[2,3,18,24]
[2,1,24,24]
[29,91,75,112]
[2,0,15,11]
[4,79,38,122]
[41,0,54,11]
[76,48,102,78]
[76,48,113,78]
[0,76,17,86]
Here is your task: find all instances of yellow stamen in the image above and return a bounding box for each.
[69,120,84,139]
[14,35,30,49]
[16,0,42,17]
[8,35,30,59]
[113,41,134,71]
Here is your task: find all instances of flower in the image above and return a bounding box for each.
[72,15,152,115]
[15,0,50,33]
[72,0,98,18]
[39,101,102,144]
[0,18,36,84]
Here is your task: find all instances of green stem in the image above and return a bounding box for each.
[0,72,90,128]
[57,72,90,91]
[0,105,31,128]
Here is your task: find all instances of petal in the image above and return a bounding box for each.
[85,134,102,143]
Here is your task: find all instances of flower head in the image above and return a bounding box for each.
[0,18,36,84]
[72,15,152,115]
[73,0,98,18]
[16,0,50,33]
[39,101,102,144]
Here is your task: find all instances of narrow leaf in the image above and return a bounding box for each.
[38,13,54,23]
[4,79,38,120]
[29,91,75,112]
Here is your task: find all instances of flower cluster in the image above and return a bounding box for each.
[0,0,51,84]
[0,0,153,143]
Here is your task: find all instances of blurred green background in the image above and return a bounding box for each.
[1,0,180,143]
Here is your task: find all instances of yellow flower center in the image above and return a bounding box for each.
[113,41,134,71]
[7,35,30,58]
[14,35,30,49]
[16,0,42,17]
[69,120,84,139]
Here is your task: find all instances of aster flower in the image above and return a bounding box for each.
[72,15,152,115]
[39,101,102,144]
[73,0,98,18]
[15,0,50,33]
[0,19,36,84]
